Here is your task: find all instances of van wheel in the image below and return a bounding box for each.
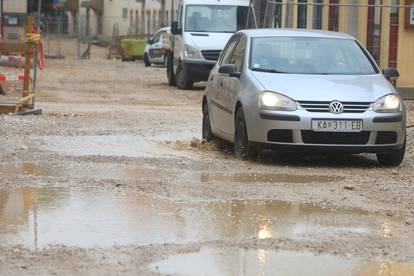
[175,62,194,89]
[202,102,214,142]
[144,53,151,66]
[376,138,406,167]
[234,108,258,160]
[166,52,176,86]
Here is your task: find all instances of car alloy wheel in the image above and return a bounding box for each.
[234,108,258,160]
[202,103,214,141]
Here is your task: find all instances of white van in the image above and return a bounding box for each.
[166,0,254,89]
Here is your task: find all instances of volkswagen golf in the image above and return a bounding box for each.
[202,29,406,166]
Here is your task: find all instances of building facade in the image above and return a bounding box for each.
[254,0,414,96]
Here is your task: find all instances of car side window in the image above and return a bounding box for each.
[152,32,162,43]
[220,36,240,66]
[229,36,247,73]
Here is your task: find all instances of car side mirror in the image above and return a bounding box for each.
[383,68,399,80]
[147,39,153,44]
[171,21,181,35]
[218,64,240,78]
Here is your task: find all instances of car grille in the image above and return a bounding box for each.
[268,129,293,143]
[375,131,397,144]
[301,131,370,145]
[298,101,372,113]
[201,50,221,61]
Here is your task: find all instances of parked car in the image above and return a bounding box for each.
[144,27,171,67]
[202,29,406,166]
[166,0,254,89]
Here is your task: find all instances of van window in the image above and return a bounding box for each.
[185,5,249,33]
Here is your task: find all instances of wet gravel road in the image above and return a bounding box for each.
[1,47,414,275]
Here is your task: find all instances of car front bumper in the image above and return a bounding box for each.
[181,60,216,81]
[247,109,405,153]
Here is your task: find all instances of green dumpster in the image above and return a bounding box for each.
[121,39,146,61]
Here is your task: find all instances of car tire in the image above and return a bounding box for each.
[166,52,176,86]
[144,53,151,67]
[175,62,194,90]
[202,102,214,142]
[376,138,406,167]
[234,108,258,160]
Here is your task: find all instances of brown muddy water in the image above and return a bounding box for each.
[0,187,405,249]
[0,162,344,184]
[149,247,414,276]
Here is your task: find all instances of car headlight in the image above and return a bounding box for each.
[259,91,297,111]
[373,94,402,113]
[184,44,203,59]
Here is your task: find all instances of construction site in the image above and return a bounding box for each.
[1,0,414,275]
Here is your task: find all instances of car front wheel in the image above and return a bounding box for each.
[202,102,214,142]
[175,62,194,90]
[144,53,151,67]
[166,52,176,86]
[376,138,406,167]
[234,108,258,160]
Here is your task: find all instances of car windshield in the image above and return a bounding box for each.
[185,5,249,33]
[250,37,378,75]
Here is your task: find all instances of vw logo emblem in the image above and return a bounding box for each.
[329,101,344,114]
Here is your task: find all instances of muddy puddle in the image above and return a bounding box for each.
[0,162,344,185]
[0,187,405,249]
[149,247,414,276]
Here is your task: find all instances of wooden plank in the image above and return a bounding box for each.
[23,17,33,98]
[0,43,36,54]
[0,105,17,114]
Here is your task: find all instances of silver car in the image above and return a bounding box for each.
[202,29,406,166]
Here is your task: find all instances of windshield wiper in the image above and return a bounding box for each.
[251,67,287,74]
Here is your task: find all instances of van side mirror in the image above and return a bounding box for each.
[383,68,399,80]
[171,21,181,35]
[147,38,153,44]
[219,64,240,78]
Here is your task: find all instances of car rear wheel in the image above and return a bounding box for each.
[376,138,406,167]
[144,53,151,67]
[175,62,194,90]
[166,52,176,86]
[202,103,214,142]
[234,108,258,160]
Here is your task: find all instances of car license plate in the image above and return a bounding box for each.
[312,120,363,132]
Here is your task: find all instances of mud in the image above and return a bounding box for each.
[149,247,414,276]
[0,41,414,275]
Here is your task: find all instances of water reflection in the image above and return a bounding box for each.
[150,247,414,276]
[0,187,404,249]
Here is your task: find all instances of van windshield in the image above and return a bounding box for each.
[250,37,379,75]
[185,5,249,33]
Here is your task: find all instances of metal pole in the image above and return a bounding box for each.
[31,0,42,109]
[58,12,61,57]
[77,10,81,59]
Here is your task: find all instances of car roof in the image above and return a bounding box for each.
[239,28,355,40]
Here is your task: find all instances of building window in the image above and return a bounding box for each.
[297,0,307,28]
[366,0,382,64]
[328,0,339,31]
[312,0,323,29]
[274,0,283,28]
[389,0,399,68]
[122,8,128,19]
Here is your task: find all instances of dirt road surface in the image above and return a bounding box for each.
[1,44,414,275]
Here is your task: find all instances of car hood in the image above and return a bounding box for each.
[251,72,394,102]
[186,32,233,50]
